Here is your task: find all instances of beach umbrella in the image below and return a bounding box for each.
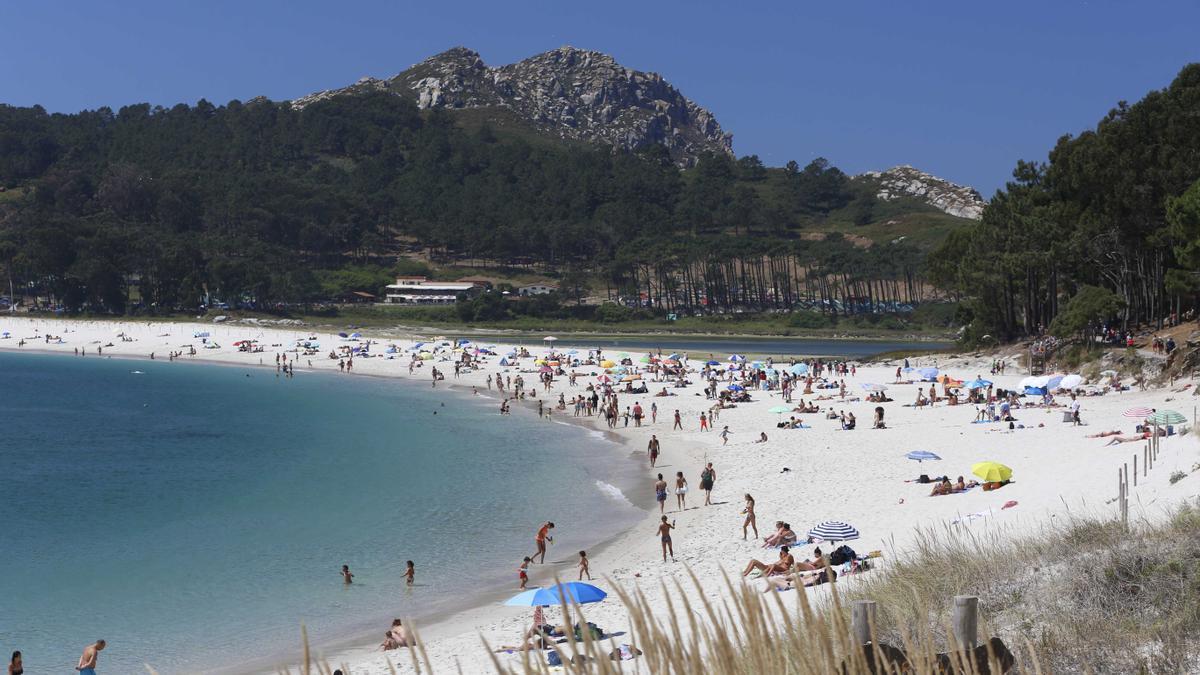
[597,375,612,383]
[807,521,860,543]
[337,332,348,338]
[600,360,615,368]
[639,356,652,363]
[727,384,745,391]
[1122,407,1154,419]
[971,461,1012,483]
[906,450,941,462]
[543,336,558,343]
[349,332,362,338]
[768,405,793,414]
[1044,374,1064,390]
[539,366,552,374]
[621,374,641,382]
[729,354,746,362]
[668,353,681,360]
[918,367,939,380]
[860,383,887,392]
[193,331,211,338]
[504,582,607,607]
[790,363,809,375]
[963,379,991,389]
[706,360,722,366]
[1146,410,1186,425]
[902,366,915,373]
[566,349,578,355]
[1100,369,1119,377]
[1058,374,1083,390]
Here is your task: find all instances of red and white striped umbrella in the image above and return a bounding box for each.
[1122,407,1154,419]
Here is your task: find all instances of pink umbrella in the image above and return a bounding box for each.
[1123,407,1154,419]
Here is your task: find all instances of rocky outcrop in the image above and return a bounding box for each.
[856,165,986,220]
[291,46,733,167]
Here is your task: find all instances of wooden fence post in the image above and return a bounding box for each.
[952,595,979,650]
[1134,454,1138,486]
[851,600,877,645]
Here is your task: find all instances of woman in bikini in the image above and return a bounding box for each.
[656,516,676,562]
[674,471,689,511]
[742,493,758,539]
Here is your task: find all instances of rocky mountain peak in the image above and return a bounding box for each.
[291,46,734,167]
[856,165,986,220]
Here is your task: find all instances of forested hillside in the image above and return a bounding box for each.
[930,64,1200,344]
[0,90,963,315]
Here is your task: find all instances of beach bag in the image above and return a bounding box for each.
[918,474,931,484]
[547,651,563,666]
[830,545,857,566]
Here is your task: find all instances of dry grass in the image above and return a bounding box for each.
[845,502,1200,674]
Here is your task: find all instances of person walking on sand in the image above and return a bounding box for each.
[674,471,689,510]
[404,560,415,586]
[651,401,658,424]
[578,550,592,580]
[656,516,676,562]
[719,425,730,445]
[341,565,354,584]
[699,412,709,432]
[673,409,682,430]
[742,493,758,539]
[654,473,668,514]
[533,522,554,564]
[700,463,716,505]
[648,435,660,467]
[76,640,105,675]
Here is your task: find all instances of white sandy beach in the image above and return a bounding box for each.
[3,316,1198,674]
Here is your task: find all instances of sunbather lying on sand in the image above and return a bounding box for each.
[1086,430,1122,438]
[1103,434,1147,445]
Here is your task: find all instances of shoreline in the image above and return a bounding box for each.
[3,316,1195,675]
[0,344,650,675]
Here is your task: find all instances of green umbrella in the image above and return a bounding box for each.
[1146,410,1187,425]
[768,405,793,414]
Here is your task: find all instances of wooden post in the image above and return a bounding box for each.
[851,600,877,645]
[952,595,979,650]
[1134,455,1138,486]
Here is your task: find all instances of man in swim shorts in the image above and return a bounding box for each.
[76,639,105,674]
[654,473,668,514]
[648,435,660,467]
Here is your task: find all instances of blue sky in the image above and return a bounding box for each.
[2,1,1196,195]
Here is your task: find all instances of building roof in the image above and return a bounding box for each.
[385,282,478,291]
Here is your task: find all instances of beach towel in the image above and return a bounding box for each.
[951,510,992,525]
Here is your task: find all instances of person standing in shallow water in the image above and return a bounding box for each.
[9,650,22,675]
[533,522,554,564]
[341,565,354,584]
[76,640,104,675]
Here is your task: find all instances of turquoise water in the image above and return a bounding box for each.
[0,352,643,673]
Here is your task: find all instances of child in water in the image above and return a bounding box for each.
[404,560,415,586]
[341,565,354,584]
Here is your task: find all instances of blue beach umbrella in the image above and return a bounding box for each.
[504,582,607,607]
[706,360,721,366]
[906,450,942,462]
[807,521,860,543]
[727,384,745,391]
[729,354,746,362]
[918,367,939,381]
[668,353,681,360]
[790,363,809,375]
[963,379,992,389]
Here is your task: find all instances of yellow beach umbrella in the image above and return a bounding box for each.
[971,462,1012,483]
[600,360,615,368]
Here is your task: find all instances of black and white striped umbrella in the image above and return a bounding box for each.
[807,520,860,542]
